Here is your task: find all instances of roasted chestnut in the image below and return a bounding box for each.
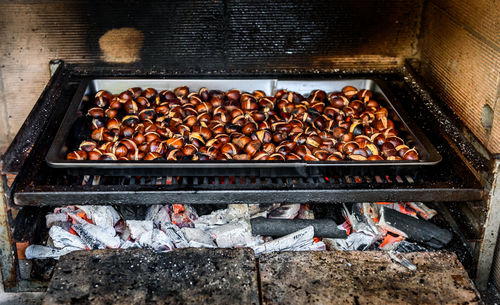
[67,150,87,160]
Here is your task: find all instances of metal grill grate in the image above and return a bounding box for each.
[4,64,486,206]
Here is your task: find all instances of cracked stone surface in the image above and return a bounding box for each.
[43,248,259,305]
[259,251,481,305]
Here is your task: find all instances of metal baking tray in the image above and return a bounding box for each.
[46,78,441,177]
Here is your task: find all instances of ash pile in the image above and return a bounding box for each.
[24,202,452,260]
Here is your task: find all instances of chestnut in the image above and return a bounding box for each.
[215,134,231,145]
[196,102,212,113]
[166,137,184,150]
[79,140,97,152]
[313,150,329,161]
[206,138,223,150]
[143,88,158,100]
[253,151,269,160]
[88,149,103,160]
[226,89,241,101]
[233,135,251,150]
[403,148,419,160]
[268,153,285,161]
[119,90,134,101]
[67,150,87,160]
[122,115,139,127]
[286,153,301,160]
[272,132,287,143]
[381,142,398,157]
[105,108,119,119]
[241,94,258,111]
[139,108,156,121]
[144,152,163,160]
[342,141,359,154]
[305,135,321,148]
[262,143,276,154]
[111,142,129,158]
[304,154,319,161]
[244,140,261,157]
[233,154,250,160]
[106,118,121,130]
[221,143,238,156]
[294,145,311,158]
[124,99,138,114]
[342,86,358,98]
[348,154,367,161]
[326,154,343,161]
[174,86,189,98]
[368,155,384,161]
[95,90,112,101]
[166,149,183,161]
[99,153,118,161]
[182,144,198,156]
[386,136,404,148]
[199,87,210,102]
[120,139,138,152]
[94,96,109,108]
[88,107,105,118]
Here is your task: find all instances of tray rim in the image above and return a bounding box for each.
[45,77,442,170]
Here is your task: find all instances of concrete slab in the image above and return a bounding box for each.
[259,251,481,305]
[43,248,259,305]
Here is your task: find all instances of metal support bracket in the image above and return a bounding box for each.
[0,178,16,291]
[476,159,500,290]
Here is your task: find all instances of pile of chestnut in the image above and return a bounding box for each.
[66,85,419,162]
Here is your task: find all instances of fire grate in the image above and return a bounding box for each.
[2,62,487,206]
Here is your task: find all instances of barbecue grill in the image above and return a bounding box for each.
[0,1,498,303]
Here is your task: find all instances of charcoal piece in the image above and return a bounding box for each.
[396,240,435,252]
[115,205,148,220]
[43,248,259,305]
[251,217,347,238]
[379,207,452,248]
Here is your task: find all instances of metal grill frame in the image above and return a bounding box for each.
[1,61,488,206]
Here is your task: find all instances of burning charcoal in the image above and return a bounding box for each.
[120,240,141,250]
[70,215,120,249]
[25,245,80,260]
[252,225,314,256]
[333,232,376,251]
[251,217,347,238]
[76,206,121,228]
[395,240,434,253]
[210,220,258,248]
[379,234,405,250]
[194,206,249,229]
[297,204,315,219]
[378,207,452,248]
[406,202,437,220]
[49,226,86,250]
[376,202,418,218]
[125,220,153,240]
[170,204,198,228]
[181,227,216,248]
[150,229,175,251]
[268,204,301,219]
[46,213,69,228]
[299,241,327,251]
[162,223,189,248]
[145,205,171,227]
